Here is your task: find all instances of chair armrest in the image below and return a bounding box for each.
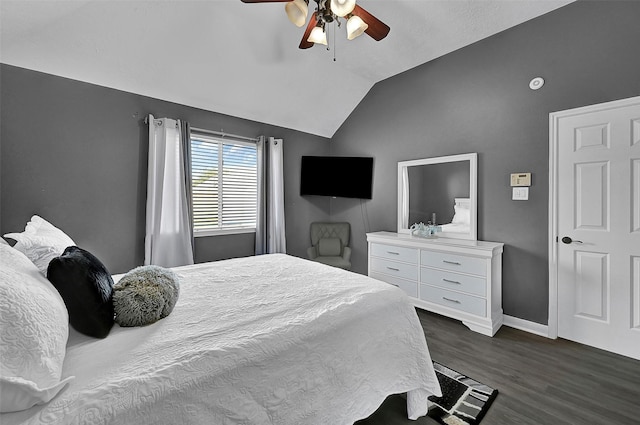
[342,246,352,262]
[307,246,318,260]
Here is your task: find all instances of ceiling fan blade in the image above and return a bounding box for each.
[352,4,390,41]
[299,12,317,49]
[240,0,292,3]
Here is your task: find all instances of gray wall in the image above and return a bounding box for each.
[2,0,639,326]
[0,65,331,274]
[329,0,640,324]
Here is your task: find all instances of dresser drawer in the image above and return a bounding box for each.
[419,284,486,317]
[420,250,486,277]
[371,243,419,264]
[370,257,418,281]
[420,267,487,297]
[370,272,418,298]
[367,231,503,336]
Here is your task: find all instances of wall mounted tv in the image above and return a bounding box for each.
[300,156,374,199]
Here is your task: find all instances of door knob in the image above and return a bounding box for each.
[561,236,583,244]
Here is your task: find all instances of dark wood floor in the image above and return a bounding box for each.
[357,309,640,425]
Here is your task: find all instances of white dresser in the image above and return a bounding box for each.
[367,231,504,336]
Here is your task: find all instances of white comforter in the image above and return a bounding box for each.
[2,254,441,425]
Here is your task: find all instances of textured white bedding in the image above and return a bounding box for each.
[1,254,441,425]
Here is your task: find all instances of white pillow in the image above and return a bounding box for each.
[451,206,471,225]
[3,215,75,275]
[0,243,74,412]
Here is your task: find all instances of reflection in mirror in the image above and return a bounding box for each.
[407,162,470,226]
[398,153,477,240]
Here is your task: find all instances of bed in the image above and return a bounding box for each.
[1,246,442,424]
[438,198,471,234]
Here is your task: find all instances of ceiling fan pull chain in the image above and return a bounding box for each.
[332,22,337,61]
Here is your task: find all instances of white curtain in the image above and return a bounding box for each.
[145,114,195,267]
[401,166,409,226]
[255,137,287,255]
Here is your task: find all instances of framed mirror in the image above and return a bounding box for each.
[397,153,477,240]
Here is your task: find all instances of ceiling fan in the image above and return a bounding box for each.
[240,0,390,49]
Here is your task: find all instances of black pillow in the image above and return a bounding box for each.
[47,246,114,338]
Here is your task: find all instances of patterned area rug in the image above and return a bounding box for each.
[427,362,498,425]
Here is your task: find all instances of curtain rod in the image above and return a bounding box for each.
[191,126,259,143]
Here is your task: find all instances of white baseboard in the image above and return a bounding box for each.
[503,315,551,338]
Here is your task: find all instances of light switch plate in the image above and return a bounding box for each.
[510,173,531,187]
[512,187,529,200]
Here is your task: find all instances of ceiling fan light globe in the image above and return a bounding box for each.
[331,0,356,18]
[285,0,308,27]
[308,26,328,45]
[347,15,368,40]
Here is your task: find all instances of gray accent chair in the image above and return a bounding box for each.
[306,222,352,270]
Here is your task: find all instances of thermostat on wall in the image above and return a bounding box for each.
[510,173,531,187]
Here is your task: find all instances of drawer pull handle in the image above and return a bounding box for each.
[387,251,400,255]
[387,267,400,271]
[443,260,461,265]
[442,278,461,284]
[442,297,461,304]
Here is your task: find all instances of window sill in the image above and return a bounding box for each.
[194,228,256,238]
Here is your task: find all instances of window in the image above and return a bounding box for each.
[190,132,258,236]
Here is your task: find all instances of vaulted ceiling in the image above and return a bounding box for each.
[0,0,573,138]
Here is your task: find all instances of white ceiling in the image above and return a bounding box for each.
[0,0,573,138]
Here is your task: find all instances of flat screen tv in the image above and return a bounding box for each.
[300,156,374,199]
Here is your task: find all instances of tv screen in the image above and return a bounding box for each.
[300,156,374,199]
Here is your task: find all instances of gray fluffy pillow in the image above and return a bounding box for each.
[113,265,180,327]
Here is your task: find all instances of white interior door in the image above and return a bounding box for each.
[552,96,640,360]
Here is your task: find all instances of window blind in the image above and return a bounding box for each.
[191,134,258,234]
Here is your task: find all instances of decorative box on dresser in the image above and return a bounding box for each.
[367,231,504,336]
